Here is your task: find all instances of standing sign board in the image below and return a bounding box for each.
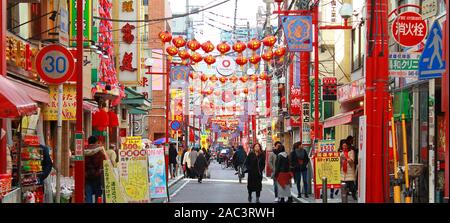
[314,140,340,189]
[389,52,420,79]
[119,136,150,203]
[103,160,127,203]
[418,21,446,80]
[35,45,75,84]
[358,116,367,203]
[147,147,168,199]
[391,11,427,47]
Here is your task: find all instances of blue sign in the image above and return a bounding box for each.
[170,66,190,82]
[418,21,446,80]
[281,16,313,52]
[170,120,181,131]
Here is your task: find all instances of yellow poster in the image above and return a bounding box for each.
[119,136,150,203]
[201,134,208,149]
[103,160,127,203]
[43,84,77,121]
[315,152,341,187]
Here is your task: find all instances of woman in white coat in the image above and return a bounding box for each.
[183,148,192,178]
[340,141,357,200]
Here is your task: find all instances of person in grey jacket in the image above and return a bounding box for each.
[189,147,198,178]
[268,141,282,202]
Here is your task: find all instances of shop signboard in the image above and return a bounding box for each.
[314,143,341,189]
[302,102,310,123]
[43,84,77,121]
[103,160,127,203]
[322,77,337,101]
[302,123,311,145]
[281,15,313,52]
[358,116,367,203]
[310,78,322,121]
[389,52,420,79]
[69,0,92,47]
[337,78,365,103]
[391,11,427,47]
[147,147,167,199]
[59,0,69,46]
[119,136,150,203]
[290,116,301,127]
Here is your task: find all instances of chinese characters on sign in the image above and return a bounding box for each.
[122,0,134,12]
[121,23,136,44]
[322,77,337,101]
[391,11,427,47]
[302,102,310,123]
[120,52,137,72]
[6,34,38,75]
[337,78,365,103]
[43,85,77,121]
[290,86,302,115]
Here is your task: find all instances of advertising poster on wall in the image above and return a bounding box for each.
[314,140,341,188]
[103,160,127,203]
[147,147,168,199]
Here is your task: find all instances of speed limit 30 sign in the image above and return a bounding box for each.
[36,45,75,84]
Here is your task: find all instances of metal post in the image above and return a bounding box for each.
[322,177,327,203]
[429,79,436,203]
[74,0,85,203]
[165,59,170,202]
[341,182,348,203]
[56,84,63,203]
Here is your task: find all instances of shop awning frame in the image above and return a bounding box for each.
[323,107,364,128]
[0,75,38,118]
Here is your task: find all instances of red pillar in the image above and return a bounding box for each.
[300,52,310,144]
[313,7,320,141]
[0,0,7,174]
[74,0,85,203]
[364,0,389,203]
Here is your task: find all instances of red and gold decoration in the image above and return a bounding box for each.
[203,54,216,68]
[249,54,261,69]
[121,23,136,44]
[200,73,209,82]
[122,0,134,12]
[247,38,261,54]
[235,56,248,70]
[219,76,228,84]
[119,52,137,72]
[172,36,186,48]
[274,47,287,62]
[262,50,274,62]
[209,75,218,83]
[249,75,259,82]
[262,35,277,49]
[239,76,248,83]
[166,46,178,61]
[201,41,215,53]
[187,39,201,52]
[233,40,247,55]
[216,41,231,56]
[190,52,203,65]
[178,49,190,65]
[229,76,238,83]
[158,31,172,43]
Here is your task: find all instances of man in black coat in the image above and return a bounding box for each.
[169,144,178,179]
[290,142,310,198]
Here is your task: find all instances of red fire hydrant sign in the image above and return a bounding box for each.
[391,11,427,47]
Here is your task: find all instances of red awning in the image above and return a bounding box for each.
[7,78,50,103]
[323,107,364,128]
[0,75,38,118]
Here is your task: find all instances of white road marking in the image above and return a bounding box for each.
[170,179,190,198]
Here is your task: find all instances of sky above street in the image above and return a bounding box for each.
[168,0,269,43]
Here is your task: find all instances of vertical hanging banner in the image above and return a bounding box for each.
[281,16,313,52]
[59,0,70,46]
[170,66,191,87]
[310,78,323,121]
[69,0,92,47]
[358,116,367,203]
[119,136,150,203]
[147,147,168,199]
[118,0,141,85]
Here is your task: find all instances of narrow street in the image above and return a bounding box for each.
[169,160,283,203]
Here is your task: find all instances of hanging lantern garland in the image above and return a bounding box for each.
[235,56,248,70]
[201,41,215,53]
[233,40,247,56]
[190,52,203,65]
[166,46,178,61]
[249,54,261,69]
[158,31,172,43]
[216,41,231,57]
[274,47,287,62]
[172,36,186,48]
[178,49,190,65]
[262,35,277,49]
[187,39,201,52]
[204,55,216,68]
[247,38,262,55]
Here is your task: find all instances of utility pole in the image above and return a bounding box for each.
[232,0,239,41]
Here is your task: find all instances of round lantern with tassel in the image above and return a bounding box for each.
[233,40,247,55]
[158,31,172,43]
[239,76,248,83]
[204,55,216,68]
[243,88,249,95]
[178,50,190,65]
[219,76,228,84]
[200,74,209,82]
[249,55,261,69]
[172,36,186,48]
[166,46,178,61]
[216,41,231,57]
[262,35,277,49]
[201,41,215,53]
[249,75,259,82]
[190,52,203,65]
[209,75,218,83]
[247,38,261,54]
[274,47,287,62]
[187,39,201,52]
[229,76,238,83]
[235,56,248,70]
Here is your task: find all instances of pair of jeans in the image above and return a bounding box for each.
[294,170,308,195]
[85,179,103,203]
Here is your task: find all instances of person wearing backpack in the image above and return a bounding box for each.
[84,136,107,203]
[290,142,310,198]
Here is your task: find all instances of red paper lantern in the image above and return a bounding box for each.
[249,55,261,65]
[262,35,277,48]
[108,111,119,128]
[243,88,249,95]
[187,39,201,51]
[166,46,178,56]
[201,41,215,53]
[262,50,274,62]
[229,76,238,83]
[200,74,209,82]
[209,75,218,83]
[233,40,247,54]
[259,73,268,81]
[216,41,231,55]
[235,56,248,69]
[178,50,190,60]
[172,36,186,48]
[247,38,261,51]
[190,52,203,64]
[189,86,194,92]
[92,109,109,131]
[249,75,259,82]
[240,76,248,83]
[274,47,287,57]
[204,55,216,68]
[158,31,172,43]
[219,76,228,84]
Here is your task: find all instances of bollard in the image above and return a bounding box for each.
[322,177,327,203]
[341,182,348,203]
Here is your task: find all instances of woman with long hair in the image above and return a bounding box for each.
[245,143,265,203]
[340,141,357,200]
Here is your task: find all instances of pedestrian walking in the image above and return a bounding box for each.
[268,141,282,202]
[233,145,247,173]
[290,142,310,198]
[84,136,107,203]
[330,139,346,198]
[183,148,192,178]
[275,145,294,203]
[189,147,198,178]
[347,135,358,192]
[245,143,266,203]
[194,150,208,183]
[169,143,178,179]
[340,140,357,200]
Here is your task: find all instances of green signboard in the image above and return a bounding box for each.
[389,58,419,70]
[310,78,323,121]
[69,0,92,47]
